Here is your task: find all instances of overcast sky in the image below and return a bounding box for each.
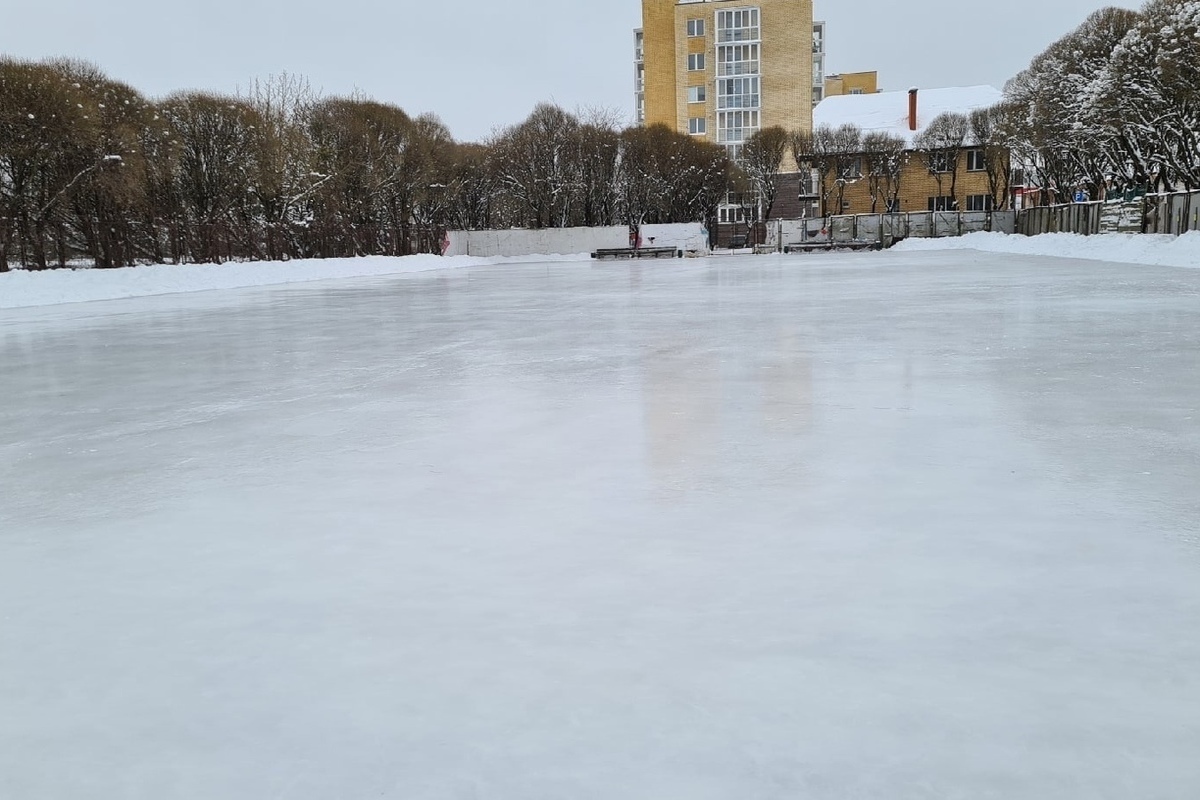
[4,0,1141,142]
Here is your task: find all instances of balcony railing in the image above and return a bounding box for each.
[717,28,760,43]
[717,62,760,77]
[717,96,760,110]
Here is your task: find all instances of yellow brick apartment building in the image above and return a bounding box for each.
[635,0,814,156]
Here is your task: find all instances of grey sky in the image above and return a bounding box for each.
[4,0,1140,142]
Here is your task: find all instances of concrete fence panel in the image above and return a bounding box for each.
[992,211,1017,234]
[856,215,882,243]
[639,223,709,254]
[444,226,629,258]
[830,216,856,243]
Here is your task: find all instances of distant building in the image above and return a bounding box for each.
[636,0,815,155]
[636,0,818,233]
[824,71,878,98]
[811,85,1005,215]
[812,20,826,106]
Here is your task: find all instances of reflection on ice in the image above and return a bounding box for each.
[1,252,1198,799]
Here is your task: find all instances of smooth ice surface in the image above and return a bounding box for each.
[2,252,1199,799]
[893,229,1200,270]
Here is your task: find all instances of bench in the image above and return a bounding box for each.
[782,240,880,254]
[591,247,680,260]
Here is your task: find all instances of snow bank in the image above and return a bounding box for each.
[892,230,1200,269]
[0,253,589,310]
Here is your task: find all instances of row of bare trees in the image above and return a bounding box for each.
[1,58,732,270]
[1002,0,1200,199]
[736,111,1012,226]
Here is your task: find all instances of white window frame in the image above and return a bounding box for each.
[688,85,706,104]
[688,117,707,135]
[966,194,993,212]
[687,18,705,37]
[687,53,706,71]
[966,149,986,172]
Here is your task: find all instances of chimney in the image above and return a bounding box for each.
[908,88,919,132]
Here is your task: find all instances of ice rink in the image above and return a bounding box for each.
[2,251,1199,799]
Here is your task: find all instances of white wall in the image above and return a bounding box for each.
[638,223,710,254]
[444,227,628,258]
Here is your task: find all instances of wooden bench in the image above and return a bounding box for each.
[591,247,680,260]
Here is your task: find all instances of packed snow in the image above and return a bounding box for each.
[893,229,1200,268]
[2,252,1199,799]
[0,253,589,310]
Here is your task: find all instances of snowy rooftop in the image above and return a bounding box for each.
[813,85,1003,147]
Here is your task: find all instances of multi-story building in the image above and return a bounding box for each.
[636,0,815,156]
[811,20,825,106]
[824,70,878,98]
[635,30,646,125]
[636,0,816,231]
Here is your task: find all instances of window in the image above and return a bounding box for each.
[717,8,760,43]
[719,205,746,223]
[928,151,953,173]
[718,43,760,76]
[966,194,993,211]
[835,154,864,176]
[689,117,707,135]
[717,76,759,109]
[928,196,958,211]
[688,85,706,103]
[812,87,823,103]
[966,149,986,172]
[1011,167,1027,186]
[687,18,705,37]
[799,168,818,197]
[717,110,758,144]
[688,53,706,71]
[849,88,864,95]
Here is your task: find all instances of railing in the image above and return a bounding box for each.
[717,29,760,43]
[717,96,760,110]
[717,63,760,76]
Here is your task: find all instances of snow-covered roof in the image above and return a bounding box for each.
[813,85,1003,147]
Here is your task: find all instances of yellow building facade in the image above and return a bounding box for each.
[637,0,815,155]
[824,71,878,98]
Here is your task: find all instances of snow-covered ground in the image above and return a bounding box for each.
[2,252,1199,799]
[0,253,589,310]
[894,229,1200,268]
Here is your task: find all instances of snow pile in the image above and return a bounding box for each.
[892,231,1200,269]
[0,253,589,310]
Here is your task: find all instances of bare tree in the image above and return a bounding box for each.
[242,73,322,260]
[968,106,1012,210]
[914,113,968,210]
[160,93,266,262]
[489,104,583,229]
[739,126,790,224]
[862,131,906,213]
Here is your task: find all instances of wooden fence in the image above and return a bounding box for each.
[1016,191,1200,237]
